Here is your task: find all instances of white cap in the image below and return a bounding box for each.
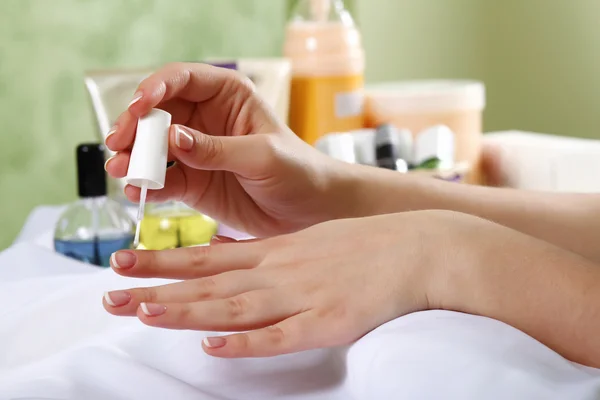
[125,108,172,190]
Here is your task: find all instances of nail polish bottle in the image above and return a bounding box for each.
[54,143,134,267]
[122,108,219,250]
[137,201,218,250]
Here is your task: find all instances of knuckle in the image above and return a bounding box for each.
[236,74,256,94]
[139,287,158,303]
[226,294,251,319]
[260,134,279,151]
[164,61,186,72]
[264,325,286,347]
[189,246,210,269]
[194,277,218,300]
[201,135,224,164]
[145,250,161,270]
[236,332,251,353]
[317,303,349,322]
[177,303,192,322]
[224,69,255,94]
[300,282,321,297]
[253,135,282,168]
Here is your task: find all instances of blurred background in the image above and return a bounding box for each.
[1,0,599,249]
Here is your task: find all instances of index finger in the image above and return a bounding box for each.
[131,62,249,114]
[105,62,251,151]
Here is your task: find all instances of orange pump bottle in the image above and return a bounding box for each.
[284,0,365,144]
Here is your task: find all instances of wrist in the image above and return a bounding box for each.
[328,163,424,220]
[420,211,486,311]
[323,162,373,221]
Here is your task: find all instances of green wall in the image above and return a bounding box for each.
[2,0,599,248]
[0,0,288,249]
[358,0,600,138]
[480,0,600,139]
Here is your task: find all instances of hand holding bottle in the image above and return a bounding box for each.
[104,62,350,237]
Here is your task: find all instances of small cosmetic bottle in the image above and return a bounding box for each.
[124,109,219,250]
[374,123,411,172]
[54,144,134,267]
[138,202,218,250]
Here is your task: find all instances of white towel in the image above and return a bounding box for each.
[1,243,599,399]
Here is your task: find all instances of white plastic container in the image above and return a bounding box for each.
[365,80,486,183]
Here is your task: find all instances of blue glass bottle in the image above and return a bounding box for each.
[54,144,134,267]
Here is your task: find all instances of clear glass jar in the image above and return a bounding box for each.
[137,201,219,250]
[54,197,134,267]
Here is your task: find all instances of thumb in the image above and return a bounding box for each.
[170,125,272,176]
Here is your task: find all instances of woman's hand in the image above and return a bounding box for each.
[104,62,349,237]
[102,210,455,358]
[103,210,600,367]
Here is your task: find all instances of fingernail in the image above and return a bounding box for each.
[128,91,143,108]
[140,302,167,317]
[203,336,227,348]
[111,251,136,269]
[104,155,115,171]
[211,235,235,245]
[175,126,195,151]
[104,291,131,307]
[105,126,117,142]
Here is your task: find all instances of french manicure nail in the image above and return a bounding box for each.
[211,235,236,245]
[175,126,195,151]
[105,126,117,142]
[111,251,136,269]
[203,336,227,348]
[104,291,131,307]
[104,155,115,171]
[128,92,143,108]
[140,302,167,317]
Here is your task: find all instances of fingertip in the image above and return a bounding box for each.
[126,91,147,117]
[105,152,130,179]
[104,126,118,151]
[169,124,197,153]
[124,184,141,202]
[102,296,114,312]
[128,80,168,117]
[106,111,138,151]
[136,307,152,324]
[210,235,237,245]
[202,338,233,358]
[136,306,168,327]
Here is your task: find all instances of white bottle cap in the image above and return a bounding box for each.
[125,108,172,190]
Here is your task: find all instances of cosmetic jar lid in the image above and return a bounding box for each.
[366,80,486,113]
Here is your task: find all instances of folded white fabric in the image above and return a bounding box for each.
[483,131,600,192]
[1,243,599,399]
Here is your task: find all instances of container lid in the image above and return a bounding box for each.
[125,108,172,190]
[76,143,107,198]
[289,0,354,25]
[284,0,364,76]
[366,80,486,113]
